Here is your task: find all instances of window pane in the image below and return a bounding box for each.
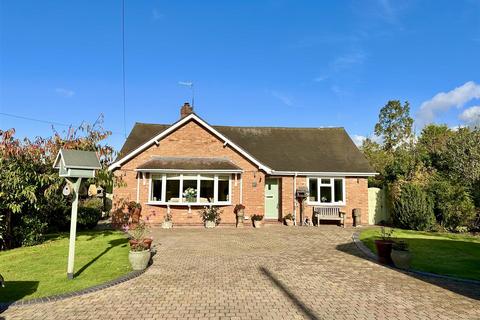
[321,178,331,184]
[334,179,343,202]
[309,178,318,202]
[217,176,230,202]
[199,174,214,180]
[152,179,162,201]
[166,180,180,202]
[182,179,197,202]
[200,180,214,203]
[320,186,332,203]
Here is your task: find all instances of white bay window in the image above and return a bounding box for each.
[307,177,345,205]
[149,173,231,205]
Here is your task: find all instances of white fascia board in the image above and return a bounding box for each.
[53,150,62,169]
[191,115,272,173]
[65,165,102,170]
[108,113,272,173]
[135,168,243,173]
[270,171,378,177]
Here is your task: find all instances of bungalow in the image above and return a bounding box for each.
[109,103,376,226]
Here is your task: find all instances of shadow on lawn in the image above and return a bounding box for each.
[0,280,39,312]
[336,239,480,301]
[45,230,118,242]
[259,267,319,320]
[74,237,128,277]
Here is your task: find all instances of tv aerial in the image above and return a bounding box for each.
[178,81,194,107]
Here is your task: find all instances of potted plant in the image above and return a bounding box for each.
[391,240,411,269]
[162,212,173,229]
[183,187,197,203]
[199,206,222,228]
[125,220,151,270]
[374,227,394,264]
[283,213,294,226]
[251,214,263,228]
[234,204,245,228]
[127,201,142,225]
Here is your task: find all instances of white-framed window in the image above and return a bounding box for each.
[307,177,345,205]
[148,173,232,205]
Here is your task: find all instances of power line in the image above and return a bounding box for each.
[121,0,127,138]
[0,112,124,136]
[0,112,74,127]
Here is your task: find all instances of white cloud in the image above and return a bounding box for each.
[270,90,293,107]
[351,134,383,147]
[152,9,164,20]
[417,81,480,127]
[55,88,75,98]
[459,105,480,126]
[331,51,366,71]
[330,85,350,98]
[377,0,398,24]
[352,134,367,146]
[313,75,328,82]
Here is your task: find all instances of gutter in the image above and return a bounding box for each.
[293,172,297,226]
[270,171,377,177]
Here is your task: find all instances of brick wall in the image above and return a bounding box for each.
[276,176,369,226]
[113,118,369,227]
[113,119,265,226]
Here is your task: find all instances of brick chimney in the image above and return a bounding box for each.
[180,102,193,118]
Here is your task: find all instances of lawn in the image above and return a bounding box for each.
[360,228,480,281]
[0,230,131,302]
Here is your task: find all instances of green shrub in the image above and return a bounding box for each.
[68,206,102,230]
[12,214,47,246]
[393,183,435,231]
[81,197,103,212]
[427,178,476,231]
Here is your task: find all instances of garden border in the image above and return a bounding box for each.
[352,231,480,285]
[0,268,146,308]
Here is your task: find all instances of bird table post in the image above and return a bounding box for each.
[53,149,101,280]
[66,177,82,279]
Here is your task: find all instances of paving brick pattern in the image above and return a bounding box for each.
[2,226,479,320]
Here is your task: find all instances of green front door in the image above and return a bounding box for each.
[264,178,279,219]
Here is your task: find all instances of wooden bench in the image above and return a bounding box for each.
[313,207,345,228]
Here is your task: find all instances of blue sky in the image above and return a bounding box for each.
[1,0,480,149]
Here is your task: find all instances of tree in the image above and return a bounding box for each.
[417,124,452,170]
[360,138,393,187]
[374,100,413,151]
[0,116,118,249]
[441,127,480,185]
[427,175,476,231]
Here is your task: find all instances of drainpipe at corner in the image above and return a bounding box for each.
[293,172,297,226]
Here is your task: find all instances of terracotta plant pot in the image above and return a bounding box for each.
[374,240,393,264]
[253,220,262,228]
[129,239,139,247]
[391,249,411,269]
[128,250,151,270]
[143,238,153,249]
[285,219,294,226]
[162,221,173,229]
[205,220,216,228]
[129,239,151,250]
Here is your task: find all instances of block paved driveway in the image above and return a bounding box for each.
[3,226,480,320]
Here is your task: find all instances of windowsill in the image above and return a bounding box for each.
[306,202,346,206]
[146,201,232,206]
